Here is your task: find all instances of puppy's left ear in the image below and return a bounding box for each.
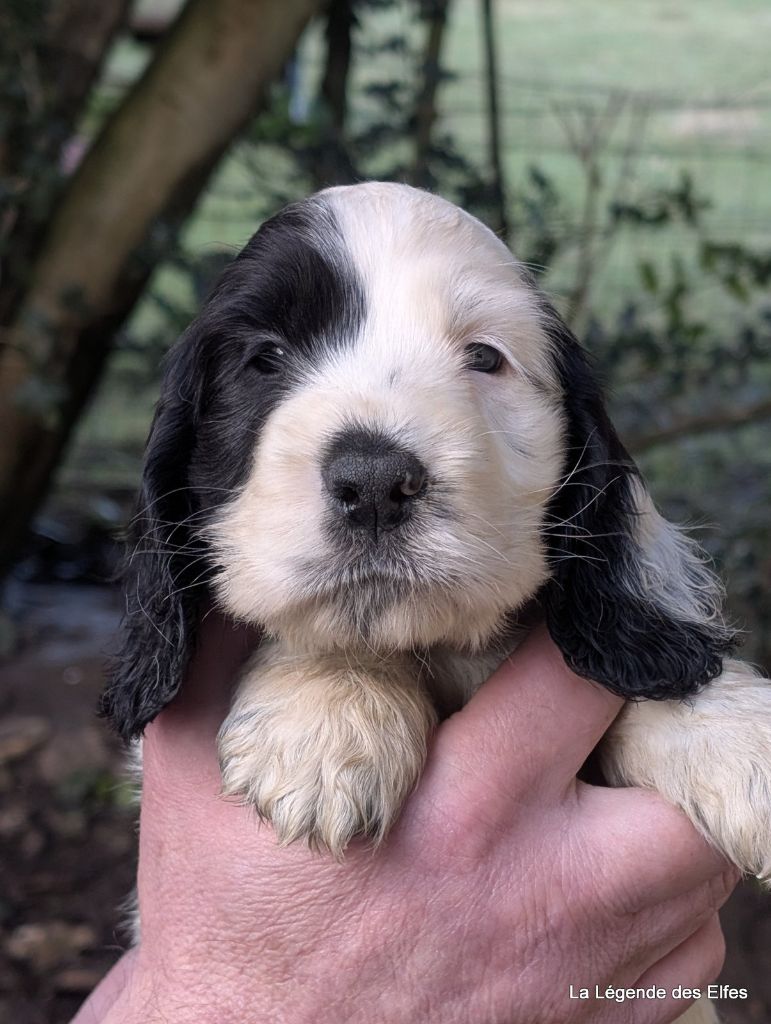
[101,328,208,740]
[542,307,737,700]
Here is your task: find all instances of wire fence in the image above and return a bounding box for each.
[186,71,771,255]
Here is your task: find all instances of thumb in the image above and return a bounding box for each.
[142,610,257,790]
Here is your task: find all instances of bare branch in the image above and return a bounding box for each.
[0,0,132,322]
[313,0,357,188]
[411,0,451,189]
[480,0,508,239]
[627,395,771,453]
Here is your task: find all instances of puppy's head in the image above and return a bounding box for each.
[102,182,736,739]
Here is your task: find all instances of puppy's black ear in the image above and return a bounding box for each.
[101,330,208,740]
[542,307,737,700]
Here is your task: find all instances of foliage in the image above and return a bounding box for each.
[1,0,765,664]
[0,1,63,295]
[110,11,771,662]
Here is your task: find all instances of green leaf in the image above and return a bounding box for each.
[638,260,659,293]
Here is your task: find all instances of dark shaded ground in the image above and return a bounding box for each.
[0,582,769,1023]
[0,585,135,1024]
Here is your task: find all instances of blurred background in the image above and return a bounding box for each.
[0,0,769,1020]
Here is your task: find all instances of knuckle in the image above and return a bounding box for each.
[687,868,737,925]
[708,866,740,909]
[699,919,727,984]
[632,788,699,843]
[614,788,727,887]
[402,780,514,867]
[607,789,694,872]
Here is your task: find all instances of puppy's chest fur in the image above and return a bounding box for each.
[254,609,530,719]
[417,623,530,716]
[216,617,530,857]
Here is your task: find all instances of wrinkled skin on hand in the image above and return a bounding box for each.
[75,615,736,1024]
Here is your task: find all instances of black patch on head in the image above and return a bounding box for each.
[101,198,366,740]
[190,200,367,496]
[540,304,736,700]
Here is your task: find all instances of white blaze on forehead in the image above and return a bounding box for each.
[209,182,567,652]
[321,182,558,389]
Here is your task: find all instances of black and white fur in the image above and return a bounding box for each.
[103,183,770,1024]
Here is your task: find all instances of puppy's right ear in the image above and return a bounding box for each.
[541,305,736,701]
[101,330,208,740]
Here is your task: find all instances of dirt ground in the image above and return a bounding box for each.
[0,581,769,1023]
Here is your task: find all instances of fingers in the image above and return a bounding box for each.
[433,626,623,799]
[166,609,256,728]
[632,915,726,1024]
[574,784,735,1024]
[622,871,736,985]
[579,785,737,913]
[142,610,257,791]
[69,950,137,1024]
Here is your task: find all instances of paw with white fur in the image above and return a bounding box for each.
[217,646,436,858]
[602,660,771,882]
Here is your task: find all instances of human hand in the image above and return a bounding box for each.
[75,613,736,1024]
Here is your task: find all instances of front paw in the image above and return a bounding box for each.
[218,652,436,858]
[602,660,771,883]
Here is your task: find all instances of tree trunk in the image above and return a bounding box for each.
[0,0,132,325]
[411,0,450,189]
[44,0,134,131]
[0,0,323,578]
[480,0,508,239]
[313,0,357,187]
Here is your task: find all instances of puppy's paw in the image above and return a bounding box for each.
[218,649,436,858]
[602,660,771,882]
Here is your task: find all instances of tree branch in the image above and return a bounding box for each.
[0,0,132,325]
[480,0,508,239]
[312,0,357,188]
[627,395,771,453]
[411,0,451,189]
[0,0,323,576]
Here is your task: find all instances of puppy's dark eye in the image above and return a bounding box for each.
[464,342,504,374]
[250,341,286,374]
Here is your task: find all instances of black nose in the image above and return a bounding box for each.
[322,432,427,537]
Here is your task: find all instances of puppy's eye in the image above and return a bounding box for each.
[250,341,286,374]
[464,342,504,374]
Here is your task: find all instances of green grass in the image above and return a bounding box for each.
[449,0,771,95]
[181,0,771,311]
[440,0,771,307]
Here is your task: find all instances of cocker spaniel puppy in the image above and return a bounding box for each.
[103,182,768,1023]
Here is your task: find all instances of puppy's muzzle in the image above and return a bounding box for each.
[321,428,427,538]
